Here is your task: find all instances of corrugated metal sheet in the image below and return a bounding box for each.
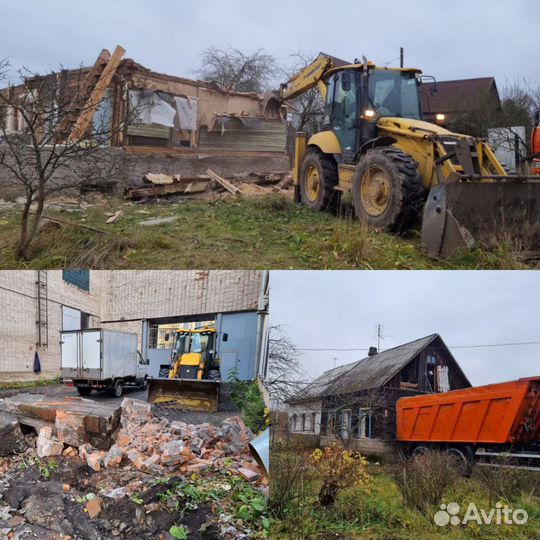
[290,334,442,402]
[127,123,170,139]
[198,119,287,153]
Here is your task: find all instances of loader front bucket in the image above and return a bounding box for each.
[422,181,540,258]
[147,378,220,412]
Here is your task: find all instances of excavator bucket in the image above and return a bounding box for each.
[147,378,220,412]
[422,180,540,258]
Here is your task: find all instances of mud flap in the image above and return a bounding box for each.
[147,378,220,412]
[422,182,540,258]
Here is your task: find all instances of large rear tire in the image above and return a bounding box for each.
[299,151,338,212]
[353,147,425,233]
[77,387,92,396]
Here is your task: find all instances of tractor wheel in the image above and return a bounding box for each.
[352,147,425,233]
[299,151,338,212]
[77,387,92,396]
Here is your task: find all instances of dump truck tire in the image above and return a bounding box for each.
[299,151,338,212]
[77,387,92,396]
[353,147,425,233]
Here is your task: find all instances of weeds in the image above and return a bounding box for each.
[228,369,267,433]
[390,450,459,512]
[473,460,540,506]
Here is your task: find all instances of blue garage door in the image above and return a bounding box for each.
[218,312,258,381]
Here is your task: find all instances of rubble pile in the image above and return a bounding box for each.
[0,397,267,539]
[106,398,262,481]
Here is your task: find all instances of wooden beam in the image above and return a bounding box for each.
[206,169,241,195]
[68,45,126,142]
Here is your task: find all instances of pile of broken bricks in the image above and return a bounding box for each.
[13,396,264,486]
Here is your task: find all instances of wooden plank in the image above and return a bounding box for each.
[206,169,240,195]
[68,45,126,142]
[125,178,209,199]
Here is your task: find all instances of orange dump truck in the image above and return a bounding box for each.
[397,377,540,464]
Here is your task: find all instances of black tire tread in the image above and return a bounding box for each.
[353,146,425,233]
[299,150,339,212]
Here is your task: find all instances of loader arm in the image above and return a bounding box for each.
[279,54,335,102]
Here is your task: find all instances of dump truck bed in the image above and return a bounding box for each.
[397,377,540,444]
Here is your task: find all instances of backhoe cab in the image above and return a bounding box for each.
[281,54,539,258]
[147,327,227,411]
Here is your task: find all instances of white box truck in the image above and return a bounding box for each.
[60,329,149,397]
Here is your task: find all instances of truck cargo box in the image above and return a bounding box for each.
[397,377,540,445]
[61,329,139,380]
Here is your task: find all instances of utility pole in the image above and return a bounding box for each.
[400,47,404,68]
[333,357,337,369]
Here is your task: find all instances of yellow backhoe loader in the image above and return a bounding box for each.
[280,54,539,257]
[147,327,227,412]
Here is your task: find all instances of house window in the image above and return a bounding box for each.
[341,409,351,439]
[320,412,328,435]
[357,408,371,438]
[301,413,306,431]
[426,353,437,391]
[291,414,297,432]
[310,412,316,432]
[63,270,90,291]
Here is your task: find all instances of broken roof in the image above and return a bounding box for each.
[289,334,467,403]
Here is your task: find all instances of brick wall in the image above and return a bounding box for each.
[0,270,103,377]
[101,270,262,321]
[0,270,262,378]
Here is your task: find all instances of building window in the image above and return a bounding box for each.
[300,413,306,431]
[291,414,297,432]
[63,270,90,291]
[320,412,328,435]
[310,412,316,432]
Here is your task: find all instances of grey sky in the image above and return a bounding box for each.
[1,0,538,90]
[269,270,540,387]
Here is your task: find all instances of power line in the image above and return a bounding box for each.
[297,341,540,352]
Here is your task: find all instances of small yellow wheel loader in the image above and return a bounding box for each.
[280,54,539,257]
[147,327,227,412]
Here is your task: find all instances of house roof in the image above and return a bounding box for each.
[289,333,458,403]
[421,77,500,115]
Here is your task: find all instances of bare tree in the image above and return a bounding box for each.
[283,52,325,136]
[0,61,132,259]
[267,325,305,408]
[321,388,389,449]
[196,47,279,93]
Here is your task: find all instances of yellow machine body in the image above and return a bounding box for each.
[147,326,221,412]
[283,54,539,258]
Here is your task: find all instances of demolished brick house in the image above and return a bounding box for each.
[286,334,471,456]
[0,46,290,196]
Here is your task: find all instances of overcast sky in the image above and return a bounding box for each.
[1,0,538,89]
[269,271,540,387]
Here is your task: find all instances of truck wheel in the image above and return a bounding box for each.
[77,387,92,396]
[299,151,338,212]
[109,380,124,398]
[446,446,474,475]
[352,147,425,233]
[411,445,429,458]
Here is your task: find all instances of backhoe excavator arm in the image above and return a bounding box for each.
[279,54,335,102]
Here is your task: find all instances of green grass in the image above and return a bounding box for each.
[0,377,61,390]
[271,461,540,540]
[0,196,530,269]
